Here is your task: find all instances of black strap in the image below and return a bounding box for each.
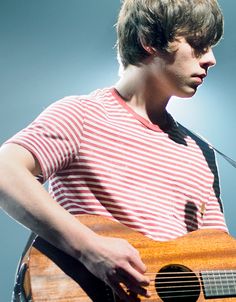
[180,125,236,168]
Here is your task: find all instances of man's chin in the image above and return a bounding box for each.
[175,87,198,98]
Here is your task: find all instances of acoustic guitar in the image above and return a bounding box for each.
[19,215,236,301]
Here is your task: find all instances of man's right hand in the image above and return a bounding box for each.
[78,233,151,302]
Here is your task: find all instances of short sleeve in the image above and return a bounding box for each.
[4,96,86,183]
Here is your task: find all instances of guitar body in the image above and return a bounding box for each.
[21,215,236,301]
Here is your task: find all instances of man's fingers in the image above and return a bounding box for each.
[128,247,147,274]
[105,264,150,299]
[118,265,150,296]
[111,282,137,302]
[109,279,148,302]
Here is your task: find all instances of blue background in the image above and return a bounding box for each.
[0,0,236,301]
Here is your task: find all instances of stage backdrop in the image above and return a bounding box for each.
[0,1,235,301]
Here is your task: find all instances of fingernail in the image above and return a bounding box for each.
[146,290,151,297]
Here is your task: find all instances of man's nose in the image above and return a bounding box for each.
[200,48,216,69]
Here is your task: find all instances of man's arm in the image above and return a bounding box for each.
[0,143,150,301]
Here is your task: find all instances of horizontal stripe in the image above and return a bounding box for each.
[5,87,228,241]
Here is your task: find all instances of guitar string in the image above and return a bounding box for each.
[148,281,236,288]
[138,283,236,296]
[143,289,203,294]
[146,272,236,279]
[128,289,231,298]
[157,294,202,299]
[137,287,236,296]
[149,277,236,287]
[148,293,204,299]
[151,276,236,282]
[140,272,236,293]
[152,280,236,287]
[145,271,236,279]
[145,271,236,275]
[150,279,236,284]
[123,271,236,292]
[122,272,236,297]
[145,284,236,289]
[140,291,232,297]
[127,292,204,299]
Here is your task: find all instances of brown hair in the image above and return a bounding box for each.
[116,0,224,68]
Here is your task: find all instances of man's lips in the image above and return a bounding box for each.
[192,73,207,84]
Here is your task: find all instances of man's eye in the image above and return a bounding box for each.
[193,46,210,57]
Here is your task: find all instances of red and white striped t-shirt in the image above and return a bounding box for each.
[6,87,228,241]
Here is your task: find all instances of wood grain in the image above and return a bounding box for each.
[21,215,236,301]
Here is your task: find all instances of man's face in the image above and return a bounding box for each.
[149,37,216,98]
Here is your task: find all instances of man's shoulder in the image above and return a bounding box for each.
[60,87,114,106]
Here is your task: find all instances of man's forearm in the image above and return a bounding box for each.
[0,158,96,260]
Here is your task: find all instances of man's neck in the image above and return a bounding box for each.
[115,65,171,128]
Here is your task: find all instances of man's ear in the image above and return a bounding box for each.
[140,37,157,55]
[142,45,156,55]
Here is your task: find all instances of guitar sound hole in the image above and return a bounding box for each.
[155,264,200,302]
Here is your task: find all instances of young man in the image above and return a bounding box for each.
[0,0,227,301]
